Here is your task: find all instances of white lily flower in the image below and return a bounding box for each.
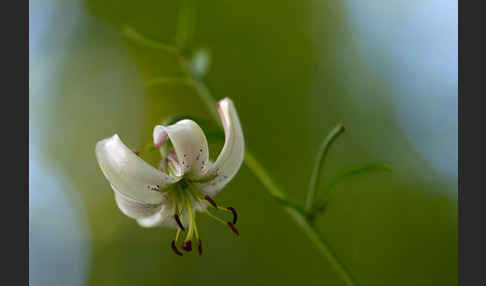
[95,98,244,255]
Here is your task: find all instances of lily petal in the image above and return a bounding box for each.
[114,189,163,219]
[137,205,195,229]
[195,98,245,196]
[96,134,180,204]
[137,204,177,228]
[153,120,210,179]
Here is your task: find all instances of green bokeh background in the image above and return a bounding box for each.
[29,0,457,285]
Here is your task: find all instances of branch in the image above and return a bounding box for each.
[305,124,345,212]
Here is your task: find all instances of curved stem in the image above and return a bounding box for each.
[122,27,181,55]
[305,124,345,212]
[287,207,358,286]
[175,0,196,51]
[244,150,358,286]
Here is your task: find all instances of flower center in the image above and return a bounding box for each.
[167,178,238,256]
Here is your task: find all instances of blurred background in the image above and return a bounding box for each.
[29,0,457,285]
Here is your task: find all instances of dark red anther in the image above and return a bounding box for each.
[227,207,237,224]
[227,222,239,237]
[171,240,183,256]
[132,150,140,156]
[197,239,203,256]
[181,240,192,252]
[204,195,218,208]
[174,214,185,230]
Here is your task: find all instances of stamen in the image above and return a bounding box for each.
[226,207,238,224]
[204,195,218,208]
[175,228,183,242]
[214,205,238,225]
[174,214,185,230]
[197,239,203,256]
[204,209,227,225]
[181,240,192,252]
[227,222,239,237]
[147,184,160,192]
[194,220,200,240]
[171,240,183,256]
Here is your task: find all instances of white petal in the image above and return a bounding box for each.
[114,189,163,219]
[137,204,195,228]
[195,98,245,196]
[137,204,177,228]
[95,134,180,204]
[153,120,210,179]
[166,151,183,177]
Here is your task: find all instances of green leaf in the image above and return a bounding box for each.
[327,163,391,191]
[313,163,391,213]
[304,124,345,212]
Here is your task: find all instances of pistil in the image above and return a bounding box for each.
[172,191,185,230]
[181,192,196,252]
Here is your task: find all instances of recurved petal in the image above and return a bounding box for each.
[195,98,245,196]
[114,189,163,219]
[153,120,210,179]
[96,134,180,204]
[137,204,177,228]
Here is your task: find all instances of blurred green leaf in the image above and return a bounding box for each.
[313,163,392,214]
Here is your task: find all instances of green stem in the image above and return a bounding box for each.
[305,124,345,212]
[122,27,181,55]
[175,0,196,51]
[287,207,358,286]
[178,63,220,122]
[244,150,358,286]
